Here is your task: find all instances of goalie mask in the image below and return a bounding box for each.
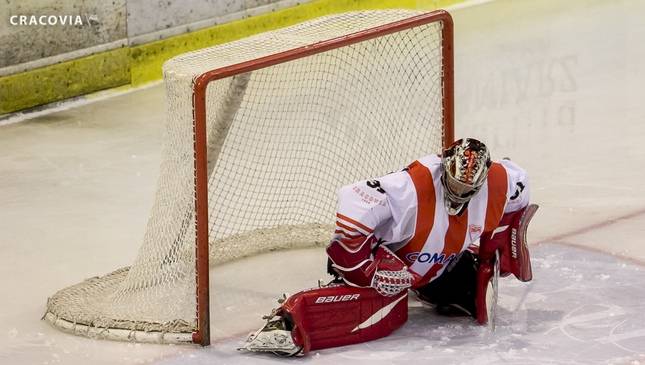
[441,138,491,215]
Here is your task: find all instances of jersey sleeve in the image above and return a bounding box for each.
[334,179,393,239]
[329,178,393,257]
[499,159,530,213]
[326,175,398,287]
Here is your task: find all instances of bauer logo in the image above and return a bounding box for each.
[511,228,518,259]
[406,252,457,265]
[314,294,360,304]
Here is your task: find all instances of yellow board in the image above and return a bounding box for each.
[0,48,130,115]
[0,0,466,115]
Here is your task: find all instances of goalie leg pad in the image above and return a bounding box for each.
[282,285,408,353]
[479,204,539,282]
[475,254,495,325]
[475,204,538,324]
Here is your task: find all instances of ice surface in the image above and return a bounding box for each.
[1,0,645,363]
[163,245,645,365]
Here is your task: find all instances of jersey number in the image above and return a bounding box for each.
[510,182,525,200]
[366,180,385,194]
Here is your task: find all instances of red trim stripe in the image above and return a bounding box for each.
[484,163,508,233]
[421,210,469,283]
[396,161,436,265]
[337,213,374,233]
[336,220,360,233]
[338,236,368,248]
[334,229,363,239]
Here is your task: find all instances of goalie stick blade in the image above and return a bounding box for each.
[486,250,500,332]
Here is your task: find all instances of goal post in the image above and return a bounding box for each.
[44,9,454,346]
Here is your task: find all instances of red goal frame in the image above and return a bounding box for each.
[190,9,454,346]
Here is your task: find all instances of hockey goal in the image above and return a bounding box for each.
[44,9,454,346]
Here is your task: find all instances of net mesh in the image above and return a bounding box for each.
[45,10,449,343]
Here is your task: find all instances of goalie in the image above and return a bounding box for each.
[241,138,538,356]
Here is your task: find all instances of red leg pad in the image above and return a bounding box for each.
[475,261,494,325]
[475,204,538,324]
[479,204,539,281]
[280,285,408,353]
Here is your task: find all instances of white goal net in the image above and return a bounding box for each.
[45,9,453,344]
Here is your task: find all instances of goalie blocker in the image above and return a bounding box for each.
[242,204,538,356]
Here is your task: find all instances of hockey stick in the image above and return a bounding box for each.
[487,249,500,332]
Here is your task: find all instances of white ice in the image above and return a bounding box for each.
[1,0,645,364]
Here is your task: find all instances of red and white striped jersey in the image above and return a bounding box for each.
[330,154,529,286]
